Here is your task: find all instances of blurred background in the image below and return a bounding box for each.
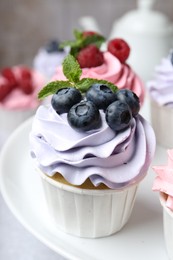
[0,0,173,67]
[0,1,173,260]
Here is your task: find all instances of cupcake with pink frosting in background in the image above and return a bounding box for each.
[53,30,145,105]
[0,65,45,146]
[33,40,69,82]
[153,149,173,260]
[147,51,173,148]
[30,51,155,238]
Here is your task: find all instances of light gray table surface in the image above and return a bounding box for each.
[0,192,66,260]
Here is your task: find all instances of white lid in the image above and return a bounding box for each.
[115,0,173,35]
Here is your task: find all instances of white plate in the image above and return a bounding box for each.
[0,115,169,260]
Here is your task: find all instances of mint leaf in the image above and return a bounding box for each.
[63,54,82,83]
[38,80,73,100]
[76,78,118,93]
[82,34,105,49]
[60,40,80,49]
[70,47,80,58]
[73,29,83,40]
[60,30,83,49]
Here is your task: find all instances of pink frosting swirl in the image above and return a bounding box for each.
[53,52,145,104]
[0,66,45,110]
[153,149,173,210]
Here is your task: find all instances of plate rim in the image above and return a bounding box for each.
[0,117,83,260]
[0,114,169,260]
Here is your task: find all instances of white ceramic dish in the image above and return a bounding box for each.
[0,116,170,260]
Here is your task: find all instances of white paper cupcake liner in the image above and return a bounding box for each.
[38,169,139,238]
[160,192,173,260]
[150,99,173,148]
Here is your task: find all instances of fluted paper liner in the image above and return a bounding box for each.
[38,169,139,238]
[160,192,173,260]
[151,99,173,148]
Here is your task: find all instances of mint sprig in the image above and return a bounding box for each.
[38,80,73,100]
[63,54,82,82]
[76,78,117,93]
[38,54,118,100]
[60,29,105,58]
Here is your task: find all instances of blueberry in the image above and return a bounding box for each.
[105,100,132,132]
[51,87,82,114]
[67,100,101,132]
[86,83,116,110]
[45,40,64,53]
[114,89,140,116]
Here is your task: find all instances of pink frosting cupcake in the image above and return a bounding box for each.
[0,65,45,146]
[153,149,173,260]
[53,33,145,105]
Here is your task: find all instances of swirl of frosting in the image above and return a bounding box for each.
[52,52,145,105]
[0,66,45,110]
[147,54,173,106]
[30,105,155,189]
[153,149,173,210]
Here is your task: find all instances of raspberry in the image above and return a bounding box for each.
[20,67,32,80]
[77,45,104,68]
[19,78,33,95]
[82,31,97,38]
[1,68,17,87]
[18,67,33,94]
[108,38,130,63]
[0,81,12,101]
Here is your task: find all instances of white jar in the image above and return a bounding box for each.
[109,0,173,82]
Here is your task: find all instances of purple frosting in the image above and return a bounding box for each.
[30,105,156,189]
[147,53,173,106]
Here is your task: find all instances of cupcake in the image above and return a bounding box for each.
[147,51,173,148]
[0,65,45,146]
[33,40,69,81]
[53,31,145,105]
[153,149,173,260]
[29,54,156,238]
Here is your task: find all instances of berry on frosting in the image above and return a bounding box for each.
[105,100,132,132]
[0,66,35,101]
[45,40,64,53]
[77,45,104,68]
[19,78,33,95]
[108,38,130,63]
[51,87,82,114]
[39,54,141,133]
[82,31,97,38]
[67,100,101,132]
[1,68,17,88]
[20,67,32,80]
[0,81,12,101]
[86,83,116,110]
[59,30,105,68]
[18,67,33,95]
[0,68,17,101]
[115,89,140,116]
